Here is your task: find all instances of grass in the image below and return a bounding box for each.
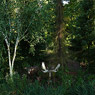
[0,72,95,95]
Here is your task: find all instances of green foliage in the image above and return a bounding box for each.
[0,1,95,95]
[0,0,56,74]
[67,79,95,95]
[0,73,65,95]
[64,0,95,67]
[0,73,95,95]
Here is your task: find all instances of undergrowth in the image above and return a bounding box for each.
[0,72,95,95]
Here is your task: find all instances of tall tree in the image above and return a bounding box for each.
[0,0,56,77]
[0,0,32,78]
[56,0,64,65]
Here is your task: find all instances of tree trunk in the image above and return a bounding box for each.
[12,37,19,69]
[56,0,63,65]
[8,46,13,78]
[5,37,19,78]
[5,38,13,78]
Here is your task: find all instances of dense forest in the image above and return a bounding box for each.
[0,0,95,95]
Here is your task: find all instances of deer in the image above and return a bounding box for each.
[41,62,60,84]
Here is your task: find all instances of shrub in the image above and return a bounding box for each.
[0,73,95,95]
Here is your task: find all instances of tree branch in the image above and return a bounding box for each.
[12,37,19,69]
[19,22,32,42]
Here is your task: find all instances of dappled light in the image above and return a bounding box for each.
[0,0,95,95]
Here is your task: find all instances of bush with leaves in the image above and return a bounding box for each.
[64,0,95,72]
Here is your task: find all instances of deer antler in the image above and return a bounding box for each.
[42,62,60,81]
[42,62,48,73]
[54,64,60,71]
[42,62,60,72]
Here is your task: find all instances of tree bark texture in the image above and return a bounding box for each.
[5,37,19,78]
[56,0,63,64]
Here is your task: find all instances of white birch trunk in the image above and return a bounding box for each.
[4,36,19,78]
[8,45,13,77]
[11,37,19,71]
[5,38,13,77]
